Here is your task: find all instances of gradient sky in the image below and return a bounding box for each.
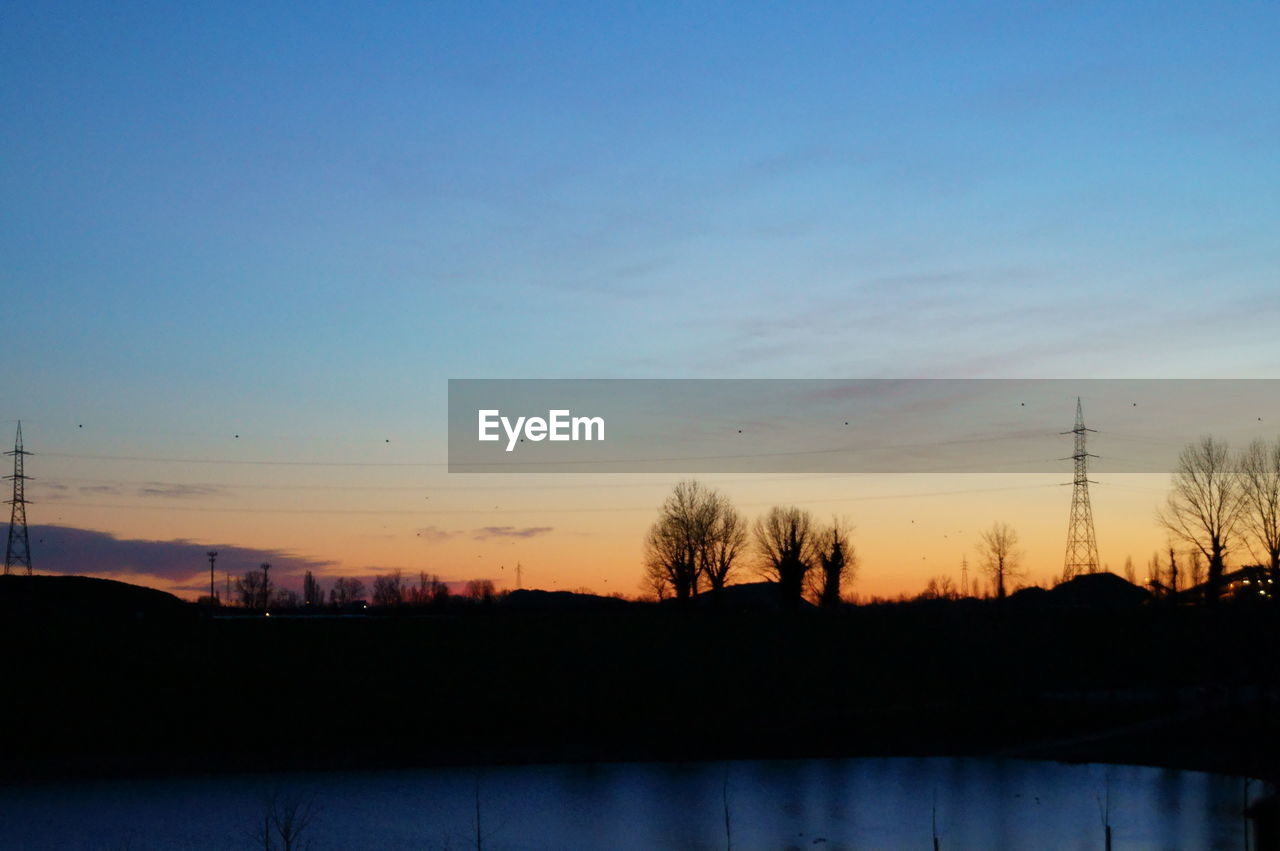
[2,2,1278,598]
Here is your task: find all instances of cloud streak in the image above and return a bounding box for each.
[415,525,556,541]
[2,524,331,590]
[78,485,120,496]
[472,526,554,540]
[415,526,461,542]
[136,483,222,499]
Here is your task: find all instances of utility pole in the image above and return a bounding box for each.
[207,550,218,602]
[960,555,969,597]
[1062,397,1100,579]
[4,422,33,575]
[516,562,523,590]
[260,562,271,611]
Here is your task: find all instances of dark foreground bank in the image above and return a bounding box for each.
[0,575,1276,783]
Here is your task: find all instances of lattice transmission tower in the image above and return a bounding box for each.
[1062,398,1099,579]
[5,421,33,575]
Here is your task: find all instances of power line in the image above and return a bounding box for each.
[29,472,940,493]
[45,483,1063,517]
[35,427,1057,470]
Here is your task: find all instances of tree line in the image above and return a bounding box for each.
[1154,434,1280,601]
[642,479,855,607]
[643,433,1280,609]
[223,567,499,611]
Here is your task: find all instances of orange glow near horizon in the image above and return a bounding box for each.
[28,454,1195,601]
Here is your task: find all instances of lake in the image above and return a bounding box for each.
[0,757,1266,849]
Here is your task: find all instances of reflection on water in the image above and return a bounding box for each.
[0,757,1265,849]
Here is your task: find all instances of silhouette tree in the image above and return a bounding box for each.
[919,575,958,600]
[703,492,748,592]
[302,571,322,607]
[1158,436,1243,603]
[755,505,819,604]
[643,480,721,599]
[429,574,451,605]
[811,517,855,608]
[640,563,671,600]
[372,570,404,607]
[260,563,272,610]
[1238,437,1280,586]
[405,571,435,605]
[236,569,267,609]
[1186,548,1206,588]
[977,522,1022,600]
[250,790,315,851]
[329,577,365,607]
[466,578,496,603]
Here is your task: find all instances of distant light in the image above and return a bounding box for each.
[265,612,271,617]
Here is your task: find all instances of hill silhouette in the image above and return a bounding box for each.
[1051,572,1150,608]
[676,580,818,611]
[503,588,632,611]
[1009,573,1150,610]
[0,574,190,619]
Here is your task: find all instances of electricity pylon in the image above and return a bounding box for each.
[1062,398,1099,579]
[5,422,33,575]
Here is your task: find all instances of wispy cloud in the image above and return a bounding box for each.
[415,526,461,542]
[34,482,70,501]
[78,485,121,496]
[4,524,331,587]
[472,526,553,540]
[416,525,555,541]
[136,483,222,499]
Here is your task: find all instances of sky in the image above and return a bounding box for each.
[1,1,1278,599]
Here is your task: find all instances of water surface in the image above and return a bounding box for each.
[0,757,1264,849]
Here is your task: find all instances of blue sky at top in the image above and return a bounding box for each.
[2,0,1277,450]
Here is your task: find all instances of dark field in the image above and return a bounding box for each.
[1,576,1277,783]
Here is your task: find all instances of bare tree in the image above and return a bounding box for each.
[755,505,819,604]
[372,570,404,607]
[919,575,957,600]
[1147,551,1161,589]
[977,522,1022,600]
[1186,548,1206,588]
[1157,436,1243,602]
[466,578,496,603]
[642,480,719,599]
[236,570,267,609]
[641,561,671,600]
[429,574,451,605]
[404,572,429,605]
[703,493,748,592]
[329,577,365,607]
[250,790,316,851]
[810,517,855,608]
[1238,437,1280,586]
[1123,555,1136,585]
